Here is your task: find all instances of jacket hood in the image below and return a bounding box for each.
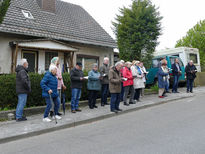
[15,65,27,73]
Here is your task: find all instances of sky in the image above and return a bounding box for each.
[63,0,205,50]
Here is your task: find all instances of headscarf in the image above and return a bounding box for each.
[51,57,59,66]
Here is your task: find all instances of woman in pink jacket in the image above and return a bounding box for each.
[122,61,135,106]
[50,57,66,116]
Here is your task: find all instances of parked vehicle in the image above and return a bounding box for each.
[154,47,201,72]
[146,56,185,85]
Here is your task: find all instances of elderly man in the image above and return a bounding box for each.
[100,57,110,106]
[15,59,31,122]
[171,58,182,93]
[70,62,84,113]
[109,61,123,113]
[185,60,197,93]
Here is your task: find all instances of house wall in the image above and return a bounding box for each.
[69,42,114,68]
[0,32,114,74]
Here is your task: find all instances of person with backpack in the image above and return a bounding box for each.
[185,60,197,93]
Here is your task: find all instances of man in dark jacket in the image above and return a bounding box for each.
[171,58,182,93]
[70,62,84,113]
[15,59,31,121]
[185,60,197,93]
[99,57,109,106]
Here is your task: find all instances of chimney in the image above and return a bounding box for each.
[37,0,56,13]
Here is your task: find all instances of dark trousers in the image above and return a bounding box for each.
[187,79,194,92]
[88,90,98,108]
[172,75,179,92]
[110,93,120,111]
[134,88,141,101]
[120,82,124,101]
[101,84,109,105]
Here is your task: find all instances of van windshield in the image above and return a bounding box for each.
[170,57,184,67]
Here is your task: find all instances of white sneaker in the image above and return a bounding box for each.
[43,117,52,122]
[53,115,62,120]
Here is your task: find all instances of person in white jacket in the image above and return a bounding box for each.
[131,61,145,102]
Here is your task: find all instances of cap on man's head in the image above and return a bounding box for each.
[76,62,82,67]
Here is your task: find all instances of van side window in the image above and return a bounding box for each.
[152,59,160,68]
[170,57,184,67]
[189,54,198,64]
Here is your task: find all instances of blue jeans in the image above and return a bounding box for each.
[101,84,109,105]
[16,94,27,119]
[110,93,120,111]
[44,97,60,118]
[165,80,170,92]
[172,75,179,92]
[71,88,81,110]
[187,79,194,92]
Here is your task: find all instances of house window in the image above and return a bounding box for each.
[22,10,34,19]
[77,55,99,71]
[189,54,198,64]
[45,52,58,70]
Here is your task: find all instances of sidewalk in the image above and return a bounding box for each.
[0,87,204,144]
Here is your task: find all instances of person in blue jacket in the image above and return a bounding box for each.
[40,65,62,122]
[158,60,169,98]
[87,63,101,109]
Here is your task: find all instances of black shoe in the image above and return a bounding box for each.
[111,110,118,113]
[117,109,123,112]
[124,102,129,106]
[57,112,62,116]
[176,91,180,93]
[89,107,94,109]
[129,102,134,104]
[190,91,193,93]
[94,105,98,108]
[105,103,110,105]
[16,117,27,122]
[76,108,82,112]
[166,91,171,93]
[50,111,54,117]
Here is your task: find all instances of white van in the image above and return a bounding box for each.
[154,47,201,72]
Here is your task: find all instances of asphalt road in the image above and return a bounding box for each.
[1,92,205,154]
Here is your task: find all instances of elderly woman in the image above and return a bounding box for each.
[122,61,135,105]
[87,63,101,109]
[158,60,169,98]
[131,61,145,102]
[40,65,62,122]
[50,57,66,116]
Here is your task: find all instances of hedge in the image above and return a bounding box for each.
[0,72,89,110]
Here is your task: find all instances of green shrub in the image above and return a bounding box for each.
[0,72,90,110]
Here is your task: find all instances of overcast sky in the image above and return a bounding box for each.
[63,0,205,50]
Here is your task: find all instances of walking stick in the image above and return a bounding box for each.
[49,94,57,124]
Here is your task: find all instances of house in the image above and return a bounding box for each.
[0,0,116,73]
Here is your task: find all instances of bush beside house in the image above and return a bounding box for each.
[0,73,89,110]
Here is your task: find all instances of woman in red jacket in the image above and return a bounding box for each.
[122,61,135,106]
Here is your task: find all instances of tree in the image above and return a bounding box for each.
[0,0,10,24]
[175,20,205,71]
[112,0,162,67]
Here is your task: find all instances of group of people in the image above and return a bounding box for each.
[157,58,197,98]
[15,56,197,122]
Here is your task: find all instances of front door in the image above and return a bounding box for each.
[22,51,37,73]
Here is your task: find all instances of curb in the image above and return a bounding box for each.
[0,94,191,144]
[0,92,157,119]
